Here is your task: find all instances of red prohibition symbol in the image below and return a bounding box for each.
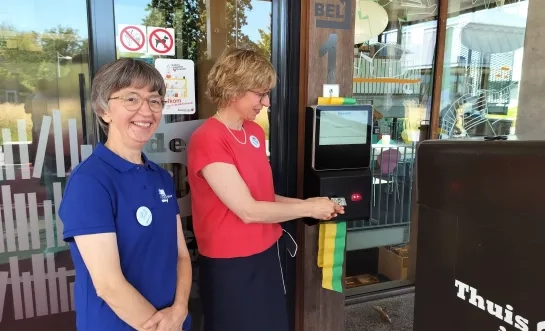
[120,26,145,52]
[149,28,174,54]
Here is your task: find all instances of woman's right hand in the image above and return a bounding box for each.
[304,197,343,221]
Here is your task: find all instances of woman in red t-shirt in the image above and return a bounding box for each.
[187,48,344,331]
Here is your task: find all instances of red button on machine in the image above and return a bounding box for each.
[351,193,362,202]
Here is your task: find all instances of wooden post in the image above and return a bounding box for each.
[428,0,448,139]
[295,1,356,331]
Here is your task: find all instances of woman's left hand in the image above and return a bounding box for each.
[158,305,188,331]
[144,305,188,331]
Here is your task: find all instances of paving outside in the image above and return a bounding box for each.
[345,293,414,331]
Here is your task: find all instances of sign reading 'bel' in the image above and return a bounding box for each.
[314,0,352,30]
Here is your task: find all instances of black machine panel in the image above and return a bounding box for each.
[303,169,372,225]
[414,136,545,331]
[303,105,373,225]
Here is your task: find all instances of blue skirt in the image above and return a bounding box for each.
[198,241,289,331]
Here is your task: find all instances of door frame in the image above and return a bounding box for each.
[87,0,116,143]
[270,1,301,331]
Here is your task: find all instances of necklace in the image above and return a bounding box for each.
[216,111,247,145]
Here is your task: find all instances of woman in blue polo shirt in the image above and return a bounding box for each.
[59,58,192,331]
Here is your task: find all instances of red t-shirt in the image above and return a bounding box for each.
[187,118,282,258]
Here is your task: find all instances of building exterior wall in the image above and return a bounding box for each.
[0,0,538,330]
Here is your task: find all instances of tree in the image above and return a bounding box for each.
[0,24,88,91]
[256,14,272,60]
[225,0,255,50]
[0,24,44,82]
[41,26,87,57]
[142,0,206,61]
[141,0,257,61]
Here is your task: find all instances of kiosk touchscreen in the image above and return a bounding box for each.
[303,105,373,225]
[310,105,372,171]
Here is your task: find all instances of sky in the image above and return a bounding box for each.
[0,0,271,42]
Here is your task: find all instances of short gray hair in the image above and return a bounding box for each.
[91,58,166,133]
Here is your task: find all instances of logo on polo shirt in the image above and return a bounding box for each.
[249,135,260,148]
[158,189,173,203]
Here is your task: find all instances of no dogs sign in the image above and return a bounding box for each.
[147,27,175,56]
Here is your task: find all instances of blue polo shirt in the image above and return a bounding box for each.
[59,143,180,330]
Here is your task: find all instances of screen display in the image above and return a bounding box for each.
[318,110,369,146]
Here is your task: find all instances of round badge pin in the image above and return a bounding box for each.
[249,135,260,148]
[136,206,153,226]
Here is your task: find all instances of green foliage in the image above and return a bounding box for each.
[0,24,88,92]
[140,0,271,62]
[256,12,272,59]
[142,0,206,61]
[0,102,32,144]
[0,0,272,94]
[256,21,272,59]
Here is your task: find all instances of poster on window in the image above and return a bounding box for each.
[154,58,196,115]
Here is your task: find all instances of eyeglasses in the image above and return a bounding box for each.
[109,93,165,112]
[248,90,270,103]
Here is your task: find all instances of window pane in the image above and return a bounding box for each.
[438,0,527,139]
[114,0,272,153]
[112,1,272,329]
[0,0,92,329]
[346,0,439,291]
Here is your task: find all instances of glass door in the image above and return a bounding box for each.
[112,1,273,330]
[0,0,93,330]
[345,0,439,294]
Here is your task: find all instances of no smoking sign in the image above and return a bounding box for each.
[147,27,175,56]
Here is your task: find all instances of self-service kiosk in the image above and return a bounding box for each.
[303,105,374,225]
[414,136,545,331]
[302,105,374,292]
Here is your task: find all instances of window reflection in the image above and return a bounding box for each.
[115,0,272,148]
[0,10,90,258]
[0,1,91,329]
[439,0,527,139]
[346,0,439,290]
[346,0,529,293]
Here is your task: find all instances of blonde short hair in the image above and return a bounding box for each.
[206,48,277,108]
